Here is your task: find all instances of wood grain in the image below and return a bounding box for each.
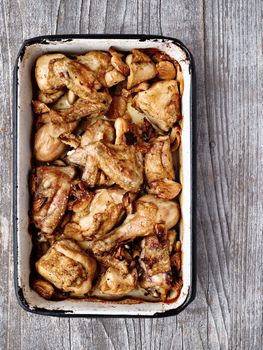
[0,0,262,349]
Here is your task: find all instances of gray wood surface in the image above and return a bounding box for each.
[0,0,262,349]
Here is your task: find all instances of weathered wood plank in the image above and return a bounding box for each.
[0,0,262,349]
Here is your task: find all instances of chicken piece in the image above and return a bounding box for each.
[105,68,126,87]
[96,170,115,187]
[107,95,127,119]
[67,121,115,186]
[148,179,181,200]
[139,223,171,277]
[93,195,180,254]
[170,240,182,273]
[77,51,111,86]
[139,195,180,229]
[50,58,101,98]
[99,267,137,295]
[36,239,96,296]
[92,200,158,254]
[133,80,181,131]
[64,188,127,241]
[83,141,144,192]
[59,132,80,149]
[81,119,115,147]
[109,47,130,76]
[67,148,99,186]
[38,89,65,104]
[145,136,181,199]
[32,166,75,236]
[34,121,77,162]
[32,100,50,114]
[156,61,176,80]
[67,180,94,213]
[95,247,132,274]
[39,92,112,124]
[52,90,78,110]
[140,272,172,301]
[126,49,157,89]
[35,53,66,93]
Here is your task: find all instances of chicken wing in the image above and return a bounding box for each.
[82,141,144,192]
[99,267,137,295]
[64,188,127,241]
[133,80,181,131]
[32,166,75,236]
[36,239,96,297]
[145,136,181,199]
[39,91,112,124]
[50,58,101,98]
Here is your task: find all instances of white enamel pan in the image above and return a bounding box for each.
[13,34,195,317]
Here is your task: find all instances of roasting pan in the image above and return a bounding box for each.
[13,34,195,317]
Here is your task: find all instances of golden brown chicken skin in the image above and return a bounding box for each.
[36,239,96,296]
[64,188,127,241]
[32,166,75,236]
[133,80,181,131]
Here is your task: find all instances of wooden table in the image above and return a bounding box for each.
[0,0,262,349]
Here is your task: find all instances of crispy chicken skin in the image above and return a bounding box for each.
[64,188,127,241]
[145,136,182,199]
[32,166,75,235]
[133,80,181,131]
[36,239,96,296]
[99,267,137,295]
[82,141,144,192]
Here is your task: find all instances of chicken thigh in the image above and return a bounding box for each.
[133,80,181,131]
[64,188,127,241]
[36,239,96,296]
